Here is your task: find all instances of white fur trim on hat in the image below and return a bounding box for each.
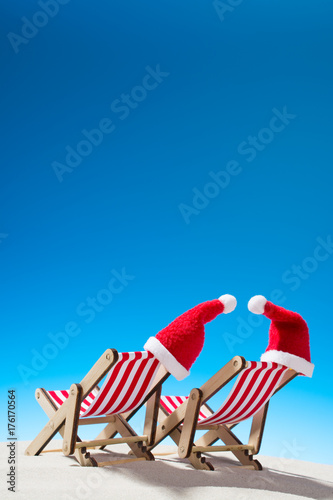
[218,294,237,314]
[248,295,267,315]
[144,336,189,381]
[260,350,314,378]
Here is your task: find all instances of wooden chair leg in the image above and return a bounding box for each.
[28,388,97,466]
[144,383,162,446]
[148,409,213,470]
[194,426,262,470]
[62,384,83,456]
[25,400,68,457]
[112,414,155,461]
[75,448,98,467]
[170,428,214,470]
[248,402,269,455]
[178,388,202,459]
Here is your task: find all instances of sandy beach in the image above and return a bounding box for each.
[1,440,332,500]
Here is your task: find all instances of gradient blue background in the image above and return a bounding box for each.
[1,1,332,465]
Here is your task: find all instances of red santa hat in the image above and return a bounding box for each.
[144,294,237,380]
[248,295,314,377]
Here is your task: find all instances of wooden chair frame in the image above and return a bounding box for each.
[25,349,169,467]
[146,356,297,471]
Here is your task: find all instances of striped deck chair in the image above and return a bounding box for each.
[149,356,297,470]
[25,349,169,467]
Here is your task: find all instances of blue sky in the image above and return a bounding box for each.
[1,1,332,464]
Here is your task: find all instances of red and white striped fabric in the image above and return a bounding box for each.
[46,351,161,417]
[160,396,212,422]
[48,388,99,415]
[160,362,289,426]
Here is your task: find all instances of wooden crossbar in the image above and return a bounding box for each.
[97,457,147,467]
[78,416,116,426]
[196,425,220,430]
[194,444,255,453]
[75,435,149,449]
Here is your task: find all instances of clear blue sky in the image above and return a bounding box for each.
[1,1,332,464]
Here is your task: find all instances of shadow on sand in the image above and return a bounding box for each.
[66,448,333,500]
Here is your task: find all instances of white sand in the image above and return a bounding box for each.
[1,440,332,500]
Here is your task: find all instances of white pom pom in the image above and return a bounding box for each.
[218,294,237,314]
[248,295,267,314]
